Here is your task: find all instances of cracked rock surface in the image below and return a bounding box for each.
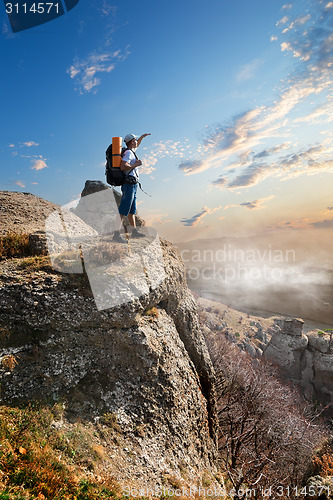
[0,238,218,487]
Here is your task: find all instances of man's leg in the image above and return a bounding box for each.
[114,213,126,232]
[127,186,145,238]
[128,213,136,228]
[113,184,136,242]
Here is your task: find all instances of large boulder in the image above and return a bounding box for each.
[263,318,308,381]
[264,322,333,410]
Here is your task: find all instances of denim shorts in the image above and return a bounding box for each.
[118,183,138,216]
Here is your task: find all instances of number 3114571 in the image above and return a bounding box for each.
[5,3,60,14]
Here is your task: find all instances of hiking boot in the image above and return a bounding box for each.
[112,231,127,243]
[131,228,146,238]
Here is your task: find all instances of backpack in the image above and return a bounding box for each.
[105,144,126,186]
[105,145,139,186]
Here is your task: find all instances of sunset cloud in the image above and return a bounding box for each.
[240,196,275,210]
[181,206,222,227]
[321,206,333,215]
[293,98,333,124]
[224,198,275,210]
[227,164,271,189]
[177,2,333,195]
[179,159,205,174]
[211,176,228,188]
[311,219,333,229]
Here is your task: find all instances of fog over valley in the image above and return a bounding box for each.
[175,229,333,326]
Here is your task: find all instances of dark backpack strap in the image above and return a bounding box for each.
[118,147,151,196]
[122,148,140,179]
[122,147,138,160]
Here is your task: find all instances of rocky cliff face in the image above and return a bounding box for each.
[263,318,333,408]
[0,184,218,488]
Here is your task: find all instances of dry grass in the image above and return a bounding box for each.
[312,440,333,477]
[0,403,130,500]
[18,255,54,272]
[1,355,18,372]
[0,233,33,260]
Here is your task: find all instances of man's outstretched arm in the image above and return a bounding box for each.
[137,133,151,147]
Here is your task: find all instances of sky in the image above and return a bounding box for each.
[1,0,333,244]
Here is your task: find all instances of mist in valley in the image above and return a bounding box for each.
[175,229,333,326]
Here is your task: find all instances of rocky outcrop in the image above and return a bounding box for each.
[28,181,145,256]
[73,180,145,230]
[263,319,333,408]
[0,185,218,487]
[263,318,308,380]
[0,190,59,236]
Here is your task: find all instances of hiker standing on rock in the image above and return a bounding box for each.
[113,133,151,243]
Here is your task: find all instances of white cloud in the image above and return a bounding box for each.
[277,1,333,69]
[293,98,333,124]
[31,159,47,171]
[282,13,311,34]
[142,139,193,174]
[67,50,129,94]
[22,141,39,147]
[98,1,117,17]
[140,157,158,175]
[178,77,319,178]
[276,15,289,26]
[14,180,26,188]
[225,142,333,189]
[177,0,333,191]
